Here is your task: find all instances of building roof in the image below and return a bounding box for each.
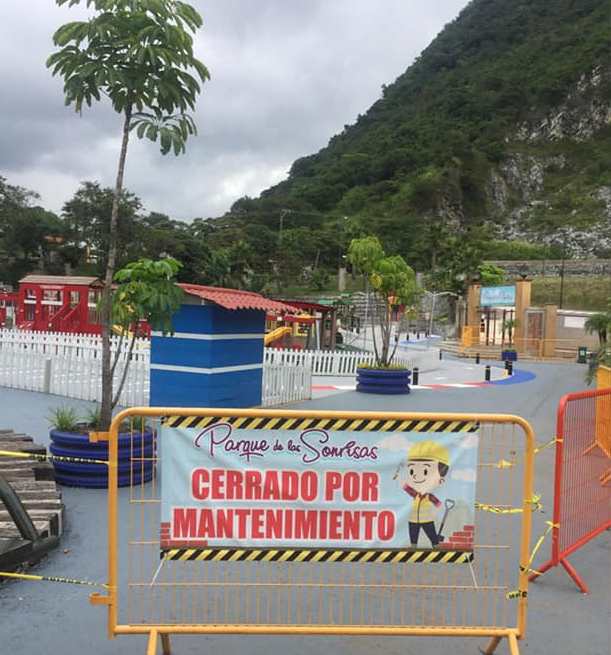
[178,284,297,313]
[275,299,336,313]
[19,275,101,286]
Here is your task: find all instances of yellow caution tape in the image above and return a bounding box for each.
[506,589,527,599]
[493,437,561,470]
[520,521,558,576]
[476,494,542,515]
[0,571,108,588]
[476,502,523,515]
[534,437,561,455]
[0,449,108,466]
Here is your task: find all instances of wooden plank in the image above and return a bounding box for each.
[4,481,59,492]
[0,498,62,510]
[0,461,39,470]
[0,470,36,481]
[0,522,51,539]
[0,510,62,536]
[0,434,34,442]
[0,441,44,452]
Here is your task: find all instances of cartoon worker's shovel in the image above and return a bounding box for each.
[437,499,456,542]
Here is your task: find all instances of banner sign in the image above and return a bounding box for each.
[160,416,479,559]
[480,285,516,307]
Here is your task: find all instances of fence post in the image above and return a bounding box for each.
[43,358,52,394]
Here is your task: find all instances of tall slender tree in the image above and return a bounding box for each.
[47,0,209,429]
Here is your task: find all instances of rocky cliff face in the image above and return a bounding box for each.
[486,66,611,256]
[515,67,611,143]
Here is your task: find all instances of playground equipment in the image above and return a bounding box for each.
[264,325,292,346]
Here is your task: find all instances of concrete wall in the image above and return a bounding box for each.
[555,310,600,350]
[485,260,611,277]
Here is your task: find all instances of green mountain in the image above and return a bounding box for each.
[208,0,611,287]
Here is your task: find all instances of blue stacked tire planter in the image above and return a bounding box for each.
[49,429,155,488]
[501,350,518,362]
[356,368,411,394]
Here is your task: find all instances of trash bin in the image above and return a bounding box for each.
[577,346,588,364]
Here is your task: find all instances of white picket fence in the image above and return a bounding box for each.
[0,329,312,407]
[261,364,312,406]
[0,330,150,407]
[264,348,413,376]
[0,329,422,405]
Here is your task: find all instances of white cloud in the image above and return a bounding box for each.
[0,0,469,219]
[451,468,477,482]
[377,434,412,452]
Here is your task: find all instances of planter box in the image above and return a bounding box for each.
[49,429,154,488]
[501,350,518,362]
[356,368,411,395]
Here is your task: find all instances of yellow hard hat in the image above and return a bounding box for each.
[407,440,450,466]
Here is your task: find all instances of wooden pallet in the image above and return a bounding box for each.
[0,430,64,542]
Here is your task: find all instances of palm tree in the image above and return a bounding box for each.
[585,310,610,346]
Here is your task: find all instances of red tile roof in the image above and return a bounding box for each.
[178,284,297,313]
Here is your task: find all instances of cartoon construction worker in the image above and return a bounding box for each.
[402,440,450,548]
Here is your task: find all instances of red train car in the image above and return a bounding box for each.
[0,289,17,328]
[16,275,104,334]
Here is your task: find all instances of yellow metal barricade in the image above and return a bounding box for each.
[91,409,535,655]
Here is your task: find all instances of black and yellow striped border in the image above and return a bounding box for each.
[162,415,479,433]
[161,548,474,564]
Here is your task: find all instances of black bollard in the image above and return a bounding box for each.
[412,367,419,386]
[439,350,443,360]
[485,365,491,382]
[507,361,513,376]
[475,352,480,364]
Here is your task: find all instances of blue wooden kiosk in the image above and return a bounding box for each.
[150,284,294,408]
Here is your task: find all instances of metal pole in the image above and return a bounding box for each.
[363,279,369,352]
[559,233,567,309]
[429,293,436,336]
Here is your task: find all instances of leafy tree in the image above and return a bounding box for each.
[62,181,141,273]
[0,177,66,286]
[110,257,183,409]
[48,0,209,429]
[427,235,483,295]
[348,236,417,367]
[478,262,506,286]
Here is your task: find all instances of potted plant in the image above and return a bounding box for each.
[347,237,418,394]
[501,319,518,362]
[45,257,182,487]
[48,405,154,488]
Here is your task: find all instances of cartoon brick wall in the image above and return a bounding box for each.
[160,521,208,550]
[438,524,474,550]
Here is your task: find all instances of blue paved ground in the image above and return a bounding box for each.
[0,360,608,655]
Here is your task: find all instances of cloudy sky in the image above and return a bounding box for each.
[1,0,468,220]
